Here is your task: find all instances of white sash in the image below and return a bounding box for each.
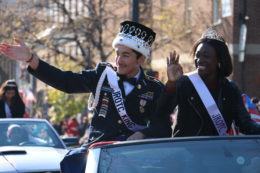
[105,67,146,132]
[187,71,227,136]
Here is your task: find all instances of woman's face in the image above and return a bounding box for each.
[5,89,16,101]
[194,42,219,81]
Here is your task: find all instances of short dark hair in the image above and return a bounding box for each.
[191,38,233,77]
[132,49,143,59]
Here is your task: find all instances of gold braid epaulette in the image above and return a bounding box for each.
[145,75,162,86]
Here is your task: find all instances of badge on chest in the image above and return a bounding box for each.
[139,91,154,101]
[139,99,147,113]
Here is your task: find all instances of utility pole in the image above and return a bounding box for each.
[132,0,139,22]
[238,0,248,92]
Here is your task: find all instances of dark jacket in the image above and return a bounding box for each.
[148,75,260,137]
[28,60,164,142]
[0,100,25,118]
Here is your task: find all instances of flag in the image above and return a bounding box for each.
[242,93,260,124]
[228,121,240,136]
[228,93,260,135]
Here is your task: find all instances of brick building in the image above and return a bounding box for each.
[199,0,260,98]
[152,0,260,97]
[231,0,260,98]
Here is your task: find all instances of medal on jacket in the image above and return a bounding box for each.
[98,93,109,118]
[139,99,147,113]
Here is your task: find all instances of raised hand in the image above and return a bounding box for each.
[166,50,183,84]
[0,39,31,62]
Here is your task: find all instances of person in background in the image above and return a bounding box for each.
[0,20,164,173]
[65,117,79,137]
[60,115,69,136]
[78,115,90,139]
[7,124,29,145]
[50,118,63,136]
[0,79,25,118]
[78,111,93,145]
[129,28,260,140]
[33,110,43,119]
[38,128,53,144]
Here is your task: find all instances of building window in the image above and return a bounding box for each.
[213,0,221,25]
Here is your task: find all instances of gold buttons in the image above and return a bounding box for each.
[117,120,123,124]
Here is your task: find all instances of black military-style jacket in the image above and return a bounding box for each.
[28,60,164,142]
[147,75,260,138]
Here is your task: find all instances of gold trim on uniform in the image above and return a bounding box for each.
[137,84,142,89]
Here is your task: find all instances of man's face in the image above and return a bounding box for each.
[115,44,145,78]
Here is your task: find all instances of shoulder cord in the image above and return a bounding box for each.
[88,68,107,111]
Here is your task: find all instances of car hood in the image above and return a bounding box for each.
[0,146,68,172]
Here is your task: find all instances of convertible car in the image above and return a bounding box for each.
[85,135,260,173]
[0,118,68,173]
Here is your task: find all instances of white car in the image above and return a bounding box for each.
[0,118,68,173]
[85,135,260,173]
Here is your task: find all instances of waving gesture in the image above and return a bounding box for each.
[0,39,31,62]
[166,51,183,85]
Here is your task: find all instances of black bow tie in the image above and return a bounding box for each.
[119,75,137,85]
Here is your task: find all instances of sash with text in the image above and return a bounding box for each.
[187,71,227,136]
[105,67,146,132]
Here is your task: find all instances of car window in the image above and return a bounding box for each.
[0,121,64,148]
[98,139,260,173]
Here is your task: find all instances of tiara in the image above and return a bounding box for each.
[201,28,224,42]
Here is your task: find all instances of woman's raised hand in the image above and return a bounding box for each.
[0,39,31,62]
[166,50,183,83]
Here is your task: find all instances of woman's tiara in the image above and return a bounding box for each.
[201,28,225,42]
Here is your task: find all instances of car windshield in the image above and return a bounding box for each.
[98,138,260,173]
[0,120,64,148]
